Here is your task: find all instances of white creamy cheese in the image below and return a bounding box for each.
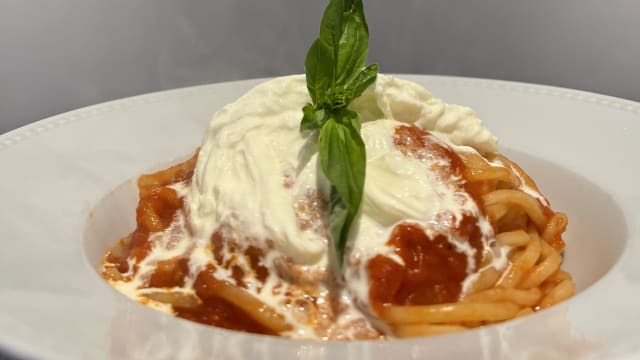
[350,75,498,154]
[188,76,329,265]
[188,74,498,267]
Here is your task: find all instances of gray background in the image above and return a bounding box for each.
[0,1,637,359]
[1,0,639,134]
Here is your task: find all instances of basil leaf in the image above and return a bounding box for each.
[300,104,327,132]
[305,0,348,106]
[302,0,376,266]
[328,187,350,262]
[318,0,346,67]
[318,110,366,263]
[305,0,372,109]
[346,63,378,102]
[333,0,369,87]
[305,39,333,106]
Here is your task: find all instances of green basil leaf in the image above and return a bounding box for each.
[318,0,346,63]
[306,0,372,109]
[306,0,348,105]
[319,110,365,207]
[333,0,369,87]
[346,63,378,102]
[300,104,328,133]
[318,110,366,263]
[305,39,333,106]
[328,187,350,263]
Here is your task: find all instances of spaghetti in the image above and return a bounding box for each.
[365,146,574,338]
[102,127,574,340]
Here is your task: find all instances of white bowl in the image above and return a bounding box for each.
[1,75,639,359]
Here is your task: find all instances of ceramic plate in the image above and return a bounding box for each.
[1,75,639,360]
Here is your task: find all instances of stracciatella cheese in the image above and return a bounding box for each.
[188,74,498,268]
[350,74,497,154]
[188,76,330,265]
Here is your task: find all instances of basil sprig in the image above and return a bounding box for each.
[301,0,378,265]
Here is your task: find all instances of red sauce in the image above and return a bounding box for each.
[210,227,270,285]
[367,125,488,309]
[148,257,190,288]
[175,266,274,335]
[393,124,464,178]
[368,220,484,307]
[129,187,182,264]
[174,300,273,334]
[127,151,200,263]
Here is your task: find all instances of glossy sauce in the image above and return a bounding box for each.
[368,220,483,306]
[367,125,487,309]
[175,265,275,335]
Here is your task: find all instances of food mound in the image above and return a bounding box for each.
[101,75,574,340]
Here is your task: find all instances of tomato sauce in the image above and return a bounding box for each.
[174,300,274,335]
[173,266,275,335]
[393,124,464,177]
[368,218,484,307]
[367,125,487,308]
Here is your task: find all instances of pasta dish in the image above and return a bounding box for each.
[101,74,575,340]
